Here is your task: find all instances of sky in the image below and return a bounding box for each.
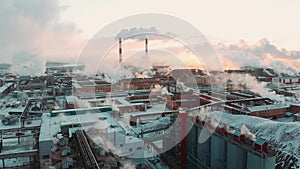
[59,0,300,50]
[0,0,300,75]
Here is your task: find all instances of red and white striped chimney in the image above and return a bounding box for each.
[119,37,122,63]
[145,37,148,55]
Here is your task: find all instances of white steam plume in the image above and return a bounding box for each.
[216,39,300,75]
[241,124,256,141]
[227,73,285,102]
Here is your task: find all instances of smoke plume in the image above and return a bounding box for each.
[216,39,300,75]
[0,0,82,75]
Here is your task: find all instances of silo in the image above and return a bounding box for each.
[226,142,247,169]
[197,128,211,166]
[210,134,227,169]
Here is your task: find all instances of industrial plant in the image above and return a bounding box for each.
[0,37,299,169]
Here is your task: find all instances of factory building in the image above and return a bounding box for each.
[245,104,290,118]
[272,77,300,84]
[120,78,160,90]
[49,108,145,168]
[0,82,14,98]
[164,116,276,169]
[1,39,300,169]
[72,79,112,96]
[18,76,47,91]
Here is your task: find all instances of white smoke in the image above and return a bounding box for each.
[216,39,300,75]
[93,120,110,130]
[225,125,235,134]
[0,1,81,75]
[241,124,256,141]
[226,73,285,102]
[89,134,124,156]
[135,71,149,78]
[155,66,172,76]
[120,161,136,169]
[176,81,192,92]
[74,97,91,108]
[99,65,155,83]
[98,66,134,84]
[134,69,155,78]
[115,27,158,40]
[161,87,173,95]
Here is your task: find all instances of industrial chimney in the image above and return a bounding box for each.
[145,37,148,55]
[119,37,122,64]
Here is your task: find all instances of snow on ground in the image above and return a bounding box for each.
[207,111,300,165]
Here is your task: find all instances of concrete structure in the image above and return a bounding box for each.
[184,122,276,169]
[51,108,145,166]
[18,77,47,91]
[72,79,112,96]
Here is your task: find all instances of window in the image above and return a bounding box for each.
[43,155,49,159]
[129,148,133,152]
[137,147,142,150]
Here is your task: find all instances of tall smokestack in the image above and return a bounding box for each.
[119,37,122,63]
[145,38,148,55]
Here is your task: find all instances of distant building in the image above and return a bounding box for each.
[245,104,290,118]
[72,79,111,96]
[18,76,47,91]
[0,82,14,98]
[120,78,160,90]
[272,77,300,84]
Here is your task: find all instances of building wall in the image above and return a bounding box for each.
[273,77,300,84]
[227,142,247,169]
[246,152,276,169]
[185,125,276,169]
[290,105,300,113]
[210,135,227,169]
[250,107,289,118]
[0,79,3,87]
[73,85,111,94]
[197,132,211,166]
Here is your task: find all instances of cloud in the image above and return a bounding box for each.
[115,27,158,40]
[0,0,83,75]
[216,39,300,75]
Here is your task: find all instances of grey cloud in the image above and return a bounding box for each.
[0,0,78,75]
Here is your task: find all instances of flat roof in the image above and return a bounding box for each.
[39,113,52,141]
[59,112,125,133]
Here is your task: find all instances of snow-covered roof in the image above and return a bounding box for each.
[255,138,267,145]
[0,83,13,93]
[58,112,125,134]
[206,111,300,166]
[39,113,52,142]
